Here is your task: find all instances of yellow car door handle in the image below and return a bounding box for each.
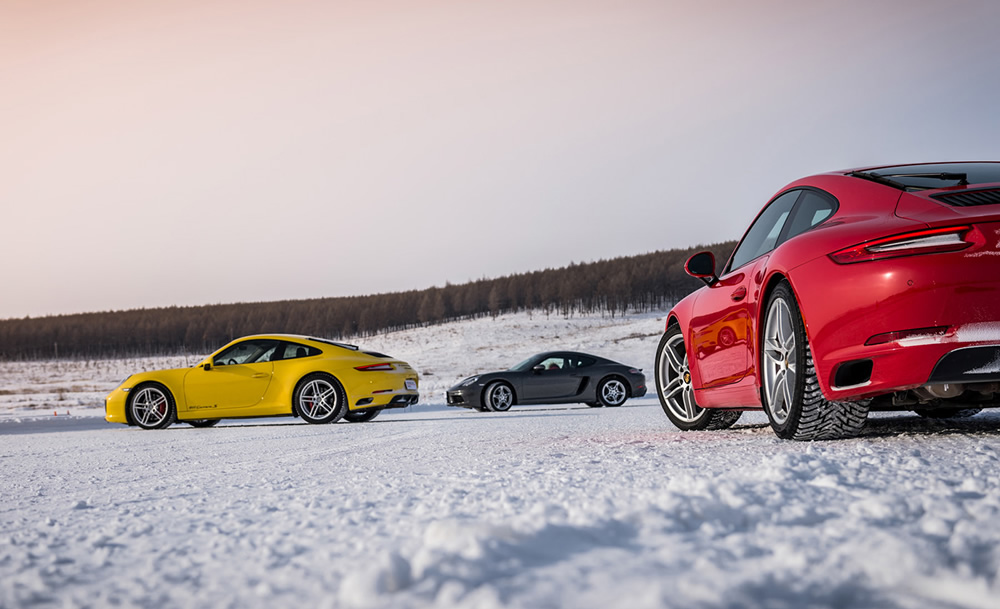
[252,373,270,379]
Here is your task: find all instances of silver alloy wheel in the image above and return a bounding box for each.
[600,379,627,406]
[488,383,513,411]
[763,296,797,425]
[298,378,339,419]
[658,332,701,422]
[132,386,170,428]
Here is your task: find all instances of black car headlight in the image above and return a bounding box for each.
[459,376,479,387]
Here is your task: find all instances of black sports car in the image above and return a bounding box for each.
[446,351,647,412]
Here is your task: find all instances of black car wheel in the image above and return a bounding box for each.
[655,325,741,431]
[761,282,869,440]
[294,373,347,424]
[344,408,382,423]
[484,381,514,412]
[128,383,176,430]
[597,377,628,407]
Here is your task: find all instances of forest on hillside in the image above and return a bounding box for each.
[0,242,736,360]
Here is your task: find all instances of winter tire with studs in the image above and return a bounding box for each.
[761,281,869,440]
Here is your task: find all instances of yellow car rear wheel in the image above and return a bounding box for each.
[294,373,347,424]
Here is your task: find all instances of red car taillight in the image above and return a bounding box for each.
[829,225,974,264]
[355,363,394,371]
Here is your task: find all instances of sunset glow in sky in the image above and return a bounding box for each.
[2,0,999,319]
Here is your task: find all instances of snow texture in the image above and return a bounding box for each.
[2,311,1000,608]
[968,354,1000,376]
[955,323,1000,345]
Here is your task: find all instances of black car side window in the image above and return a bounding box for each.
[728,190,801,272]
[539,357,567,371]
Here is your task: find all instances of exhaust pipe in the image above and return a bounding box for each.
[916,383,965,400]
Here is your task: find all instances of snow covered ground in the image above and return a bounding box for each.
[2,310,1000,608]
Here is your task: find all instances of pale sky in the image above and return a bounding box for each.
[2,0,998,319]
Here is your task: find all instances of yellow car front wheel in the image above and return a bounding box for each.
[129,383,176,430]
[295,373,347,424]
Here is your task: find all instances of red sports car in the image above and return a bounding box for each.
[656,162,1000,440]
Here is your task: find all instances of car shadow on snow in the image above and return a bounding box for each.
[858,410,1000,439]
[724,412,1000,440]
[126,405,629,430]
[0,415,117,436]
[363,405,629,425]
[657,410,1000,440]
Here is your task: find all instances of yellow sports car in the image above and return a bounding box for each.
[105,334,419,429]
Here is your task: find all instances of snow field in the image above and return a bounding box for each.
[0,355,194,417]
[3,405,1000,608]
[2,310,1000,608]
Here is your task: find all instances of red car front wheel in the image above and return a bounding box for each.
[655,325,741,431]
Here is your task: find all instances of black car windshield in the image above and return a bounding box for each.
[510,357,539,372]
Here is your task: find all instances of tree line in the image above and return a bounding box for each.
[0,241,736,360]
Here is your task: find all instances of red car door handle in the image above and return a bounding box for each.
[731,287,747,301]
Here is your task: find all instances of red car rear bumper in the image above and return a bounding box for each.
[795,221,1000,400]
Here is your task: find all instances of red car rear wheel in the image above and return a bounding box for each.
[761,282,869,440]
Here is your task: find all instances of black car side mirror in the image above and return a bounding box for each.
[203,362,213,371]
[532,365,545,374]
[686,251,719,286]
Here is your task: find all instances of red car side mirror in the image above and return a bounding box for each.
[685,251,719,286]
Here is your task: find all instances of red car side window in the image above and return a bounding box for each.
[728,191,800,272]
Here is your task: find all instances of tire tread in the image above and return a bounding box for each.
[789,321,869,441]
[704,410,743,430]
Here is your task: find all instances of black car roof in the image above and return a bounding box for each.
[530,350,610,362]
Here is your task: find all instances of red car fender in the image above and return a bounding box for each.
[664,292,704,388]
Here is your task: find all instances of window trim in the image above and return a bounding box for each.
[213,338,280,366]
[774,187,839,248]
[724,190,802,275]
[723,187,839,275]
